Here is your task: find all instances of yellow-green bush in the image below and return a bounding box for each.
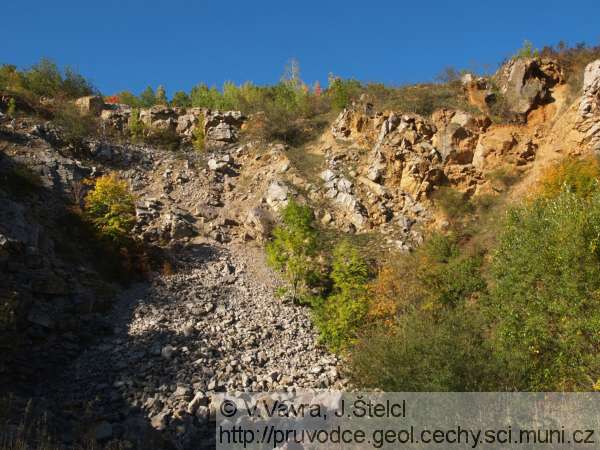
[266,199,318,301]
[84,173,135,243]
[192,115,205,152]
[313,241,370,351]
[350,233,489,390]
[6,98,16,117]
[487,188,600,390]
[537,156,600,199]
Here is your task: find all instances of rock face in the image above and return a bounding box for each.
[494,57,563,117]
[75,96,246,149]
[578,60,600,151]
[204,110,245,148]
[581,59,600,116]
[462,75,495,111]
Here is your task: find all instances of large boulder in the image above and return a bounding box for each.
[494,57,563,117]
[265,181,289,209]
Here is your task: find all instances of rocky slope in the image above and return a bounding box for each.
[2,56,600,448]
[42,244,341,448]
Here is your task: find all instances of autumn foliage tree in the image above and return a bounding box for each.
[84,173,136,243]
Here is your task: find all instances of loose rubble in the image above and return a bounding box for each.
[45,244,343,448]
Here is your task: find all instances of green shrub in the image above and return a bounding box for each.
[488,166,521,188]
[146,127,181,151]
[0,64,21,92]
[487,87,515,123]
[514,40,539,59]
[6,98,16,117]
[139,86,157,107]
[314,241,370,351]
[351,232,489,389]
[192,117,205,152]
[84,173,136,243]
[364,81,476,117]
[538,156,600,199]
[266,199,318,301]
[52,103,98,147]
[327,75,362,111]
[488,190,600,390]
[350,304,497,391]
[127,108,145,142]
[171,91,191,107]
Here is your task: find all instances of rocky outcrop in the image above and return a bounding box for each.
[204,110,245,148]
[0,143,115,387]
[78,96,246,149]
[578,60,600,151]
[494,57,564,117]
[461,74,495,111]
[432,109,491,165]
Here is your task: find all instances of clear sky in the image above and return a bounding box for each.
[3,0,599,96]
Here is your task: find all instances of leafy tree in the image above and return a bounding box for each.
[327,75,362,111]
[488,190,600,390]
[22,58,62,97]
[84,173,136,243]
[156,85,168,105]
[139,86,156,107]
[61,66,96,98]
[190,83,221,109]
[314,241,370,351]
[116,91,140,107]
[266,198,318,301]
[281,58,302,91]
[171,90,191,107]
[19,58,95,98]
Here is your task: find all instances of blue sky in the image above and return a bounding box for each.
[3,0,600,96]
